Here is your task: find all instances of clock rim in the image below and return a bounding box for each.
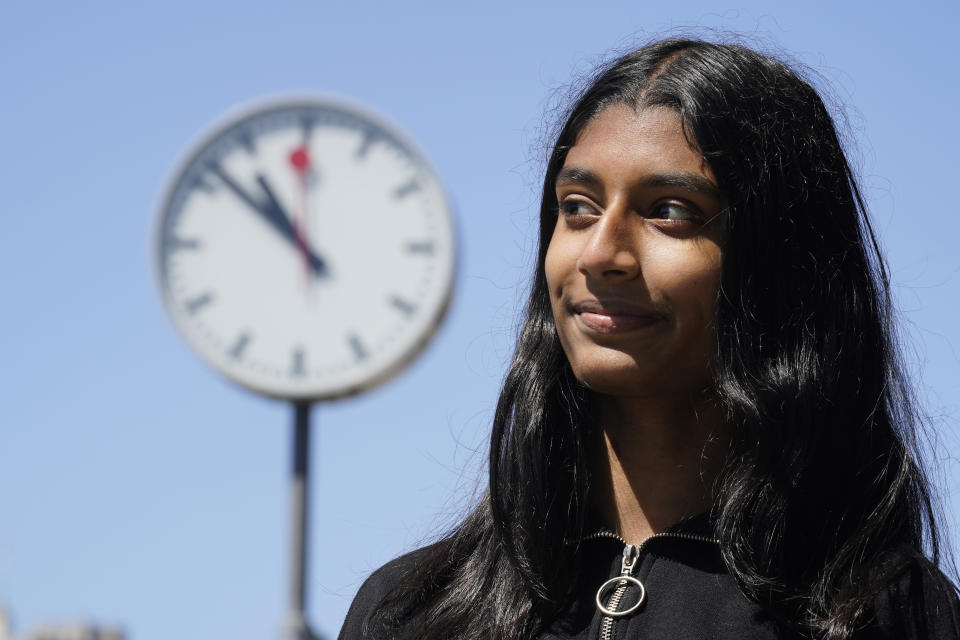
[150,93,459,402]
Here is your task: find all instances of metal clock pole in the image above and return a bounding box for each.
[286,400,317,640]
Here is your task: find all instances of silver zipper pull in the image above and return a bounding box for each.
[596,543,646,617]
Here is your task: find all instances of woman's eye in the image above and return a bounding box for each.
[651,202,702,223]
[559,200,596,217]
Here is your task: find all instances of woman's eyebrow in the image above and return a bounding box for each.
[555,167,719,198]
[555,167,602,189]
[639,172,720,197]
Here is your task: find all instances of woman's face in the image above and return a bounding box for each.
[545,105,724,399]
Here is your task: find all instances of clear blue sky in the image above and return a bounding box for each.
[2,2,959,639]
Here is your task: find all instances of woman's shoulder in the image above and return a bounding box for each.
[866,554,960,639]
[337,543,438,640]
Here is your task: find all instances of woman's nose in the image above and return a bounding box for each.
[576,207,641,281]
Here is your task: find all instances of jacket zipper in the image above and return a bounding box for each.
[583,530,719,640]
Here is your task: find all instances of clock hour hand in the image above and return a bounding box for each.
[209,164,328,277]
[255,175,323,277]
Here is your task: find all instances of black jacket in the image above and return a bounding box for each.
[339,516,960,639]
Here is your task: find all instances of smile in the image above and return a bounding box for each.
[568,300,666,334]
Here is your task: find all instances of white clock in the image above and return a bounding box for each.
[155,97,457,401]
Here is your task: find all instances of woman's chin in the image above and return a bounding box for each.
[570,354,713,400]
[572,362,654,398]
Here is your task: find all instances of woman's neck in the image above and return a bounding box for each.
[590,392,727,545]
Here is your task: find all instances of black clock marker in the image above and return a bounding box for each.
[394,178,420,199]
[238,130,257,155]
[190,174,216,194]
[355,129,376,159]
[348,335,368,361]
[229,332,251,360]
[405,240,435,255]
[291,348,305,377]
[169,236,202,251]
[389,295,416,317]
[185,292,214,314]
[300,116,315,140]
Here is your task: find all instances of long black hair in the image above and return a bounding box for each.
[365,38,944,639]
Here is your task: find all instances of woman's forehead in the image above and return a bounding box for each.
[562,105,716,189]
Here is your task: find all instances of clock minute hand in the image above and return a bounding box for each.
[210,165,328,277]
[255,175,326,278]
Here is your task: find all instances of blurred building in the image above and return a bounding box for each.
[0,609,124,640]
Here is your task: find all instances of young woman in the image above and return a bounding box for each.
[338,38,960,640]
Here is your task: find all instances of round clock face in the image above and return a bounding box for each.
[155,97,456,401]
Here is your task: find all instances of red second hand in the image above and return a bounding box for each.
[288,146,312,285]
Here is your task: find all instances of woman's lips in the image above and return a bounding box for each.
[569,300,665,334]
[576,311,663,333]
